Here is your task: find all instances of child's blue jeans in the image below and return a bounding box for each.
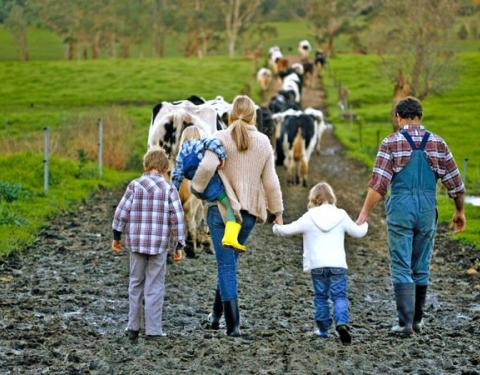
[311,267,349,332]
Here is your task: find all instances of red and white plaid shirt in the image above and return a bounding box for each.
[369,124,465,198]
[112,172,185,255]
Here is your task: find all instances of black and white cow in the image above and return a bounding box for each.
[268,90,299,114]
[281,76,301,104]
[273,107,325,187]
[314,50,327,68]
[298,40,312,60]
[268,46,283,74]
[148,98,222,156]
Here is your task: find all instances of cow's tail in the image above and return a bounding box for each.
[293,128,304,162]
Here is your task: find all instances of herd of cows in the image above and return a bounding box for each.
[146,40,329,254]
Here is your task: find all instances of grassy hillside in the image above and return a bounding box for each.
[0,57,255,259]
[323,52,480,247]
[2,19,479,61]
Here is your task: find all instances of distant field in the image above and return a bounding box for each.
[0,56,255,150]
[1,19,479,61]
[0,57,255,258]
[323,52,480,247]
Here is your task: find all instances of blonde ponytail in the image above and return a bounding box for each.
[229,95,257,152]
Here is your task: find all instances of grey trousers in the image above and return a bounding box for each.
[127,251,167,336]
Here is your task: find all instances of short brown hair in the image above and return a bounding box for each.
[308,182,337,208]
[143,146,169,173]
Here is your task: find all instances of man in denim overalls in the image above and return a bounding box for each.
[357,97,466,335]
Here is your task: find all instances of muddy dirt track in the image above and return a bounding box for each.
[1,70,480,374]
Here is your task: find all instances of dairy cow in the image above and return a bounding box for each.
[273,107,326,187]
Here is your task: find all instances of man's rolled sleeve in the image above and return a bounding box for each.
[368,142,393,196]
[440,146,465,198]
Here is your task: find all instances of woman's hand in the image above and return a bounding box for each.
[173,249,183,262]
[273,214,283,225]
[218,159,226,170]
[112,240,122,253]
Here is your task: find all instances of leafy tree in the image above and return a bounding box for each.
[220,0,260,57]
[370,0,459,100]
[305,0,359,56]
[457,23,469,40]
[4,3,29,61]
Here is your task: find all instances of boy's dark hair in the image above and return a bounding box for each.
[394,96,423,120]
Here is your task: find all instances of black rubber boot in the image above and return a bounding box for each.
[205,288,223,330]
[413,285,428,333]
[336,325,352,345]
[392,283,415,336]
[223,299,241,337]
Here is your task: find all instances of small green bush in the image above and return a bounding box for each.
[0,180,30,202]
[0,202,27,225]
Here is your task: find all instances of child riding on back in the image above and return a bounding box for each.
[171,126,245,252]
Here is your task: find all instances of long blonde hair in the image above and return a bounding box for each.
[308,182,337,209]
[229,95,257,152]
[179,125,202,146]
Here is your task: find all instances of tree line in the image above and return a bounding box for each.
[1,0,479,100]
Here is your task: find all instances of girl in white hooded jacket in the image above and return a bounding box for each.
[272,182,368,344]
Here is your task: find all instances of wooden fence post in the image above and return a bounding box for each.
[98,117,103,178]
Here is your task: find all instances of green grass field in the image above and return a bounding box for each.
[2,19,478,61]
[0,57,255,258]
[324,52,480,247]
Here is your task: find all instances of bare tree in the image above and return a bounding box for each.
[5,4,29,61]
[220,0,260,57]
[305,0,358,56]
[371,0,459,100]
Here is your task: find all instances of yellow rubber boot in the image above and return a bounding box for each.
[222,221,246,252]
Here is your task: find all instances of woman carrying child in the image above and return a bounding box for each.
[172,126,245,251]
[192,95,284,337]
[273,182,367,345]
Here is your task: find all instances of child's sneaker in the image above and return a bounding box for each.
[313,328,328,338]
[124,329,139,342]
[146,332,167,340]
[336,324,352,345]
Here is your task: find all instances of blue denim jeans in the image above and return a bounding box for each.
[207,205,256,301]
[311,267,349,332]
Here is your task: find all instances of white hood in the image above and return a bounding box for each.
[309,204,345,232]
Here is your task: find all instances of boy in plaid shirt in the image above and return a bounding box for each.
[172,126,246,252]
[112,146,185,340]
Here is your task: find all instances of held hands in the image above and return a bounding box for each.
[218,159,226,170]
[356,210,368,225]
[450,211,466,233]
[112,240,122,253]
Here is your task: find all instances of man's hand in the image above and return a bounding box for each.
[112,240,122,253]
[356,210,368,225]
[273,214,283,225]
[218,159,226,170]
[450,211,466,233]
[356,188,382,225]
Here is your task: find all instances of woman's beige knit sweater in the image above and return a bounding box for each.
[191,125,283,222]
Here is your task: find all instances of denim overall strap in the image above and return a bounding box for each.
[386,130,437,286]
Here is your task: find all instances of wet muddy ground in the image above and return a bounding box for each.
[1,69,480,374]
